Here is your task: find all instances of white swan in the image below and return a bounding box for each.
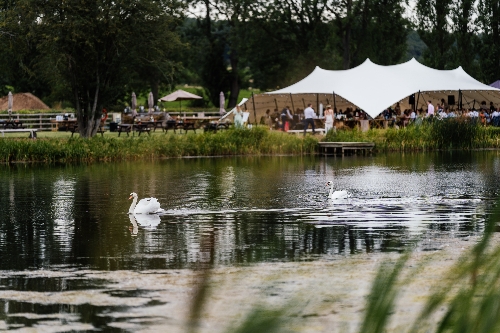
[326,181,349,200]
[128,192,161,214]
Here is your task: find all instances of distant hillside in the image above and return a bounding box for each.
[406,30,427,61]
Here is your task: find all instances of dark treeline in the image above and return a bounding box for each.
[0,0,498,137]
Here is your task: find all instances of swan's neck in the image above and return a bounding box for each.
[129,197,138,214]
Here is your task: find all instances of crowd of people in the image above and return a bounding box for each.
[382,99,500,128]
[258,98,500,134]
[260,104,369,134]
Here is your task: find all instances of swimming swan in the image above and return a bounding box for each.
[326,181,349,200]
[128,192,161,214]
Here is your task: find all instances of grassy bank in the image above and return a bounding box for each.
[325,119,500,150]
[3,120,500,163]
[0,127,318,162]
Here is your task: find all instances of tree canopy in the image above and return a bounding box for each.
[0,0,499,136]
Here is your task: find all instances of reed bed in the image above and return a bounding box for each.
[324,119,500,151]
[0,127,318,162]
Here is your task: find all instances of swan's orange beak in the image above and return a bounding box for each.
[128,195,133,200]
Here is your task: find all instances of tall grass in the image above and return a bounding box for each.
[0,127,319,163]
[324,119,500,151]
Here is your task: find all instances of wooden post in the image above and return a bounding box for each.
[251,92,257,124]
[274,98,279,112]
[290,93,295,114]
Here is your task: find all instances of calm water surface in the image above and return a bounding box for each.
[0,151,499,330]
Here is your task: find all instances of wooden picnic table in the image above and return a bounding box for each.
[50,119,77,131]
[117,123,151,136]
[1,120,25,129]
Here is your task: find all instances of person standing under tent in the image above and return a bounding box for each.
[324,105,334,133]
[234,105,244,128]
[427,100,435,120]
[280,106,293,131]
[410,109,416,122]
[303,103,316,135]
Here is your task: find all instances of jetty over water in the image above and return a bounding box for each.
[318,142,375,156]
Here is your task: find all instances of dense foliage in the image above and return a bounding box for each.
[0,0,499,137]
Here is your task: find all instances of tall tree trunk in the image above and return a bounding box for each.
[227,50,239,108]
[343,0,352,69]
[151,80,159,107]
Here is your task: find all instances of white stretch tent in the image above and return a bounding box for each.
[249,58,500,122]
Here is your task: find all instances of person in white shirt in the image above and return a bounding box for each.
[410,110,416,121]
[427,100,435,119]
[303,103,316,135]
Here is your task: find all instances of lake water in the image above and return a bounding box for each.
[0,151,499,331]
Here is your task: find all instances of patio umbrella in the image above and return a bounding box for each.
[7,91,12,118]
[131,92,137,118]
[158,89,202,112]
[219,91,226,116]
[148,92,154,115]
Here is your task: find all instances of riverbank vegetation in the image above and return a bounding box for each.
[0,127,317,163]
[325,119,500,150]
[2,120,500,163]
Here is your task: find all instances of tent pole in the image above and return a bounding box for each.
[251,92,257,124]
[316,94,319,114]
[290,93,295,115]
[302,98,306,108]
[274,98,279,112]
[333,91,337,112]
[459,89,462,110]
[416,90,421,113]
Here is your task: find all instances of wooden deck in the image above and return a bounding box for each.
[318,142,375,156]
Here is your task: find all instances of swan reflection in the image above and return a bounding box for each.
[128,213,161,234]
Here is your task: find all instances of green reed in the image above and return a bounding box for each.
[0,126,319,162]
[324,120,500,151]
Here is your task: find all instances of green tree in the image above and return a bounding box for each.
[4,0,184,137]
[477,0,500,83]
[449,0,479,76]
[416,0,454,69]
[350,0,409,66]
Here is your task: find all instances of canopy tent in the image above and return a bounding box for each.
[249,58,500,123]
[490,80,500,89]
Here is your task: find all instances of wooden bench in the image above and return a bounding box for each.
[287,128,326,135]
[179,122,196,133]
[70,123,106,137]
[117,124,132,137]
[134,124,151,136]
[0,128,37,139]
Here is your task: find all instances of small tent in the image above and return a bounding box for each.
[249,58,500,122]
[490,80,500,89]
